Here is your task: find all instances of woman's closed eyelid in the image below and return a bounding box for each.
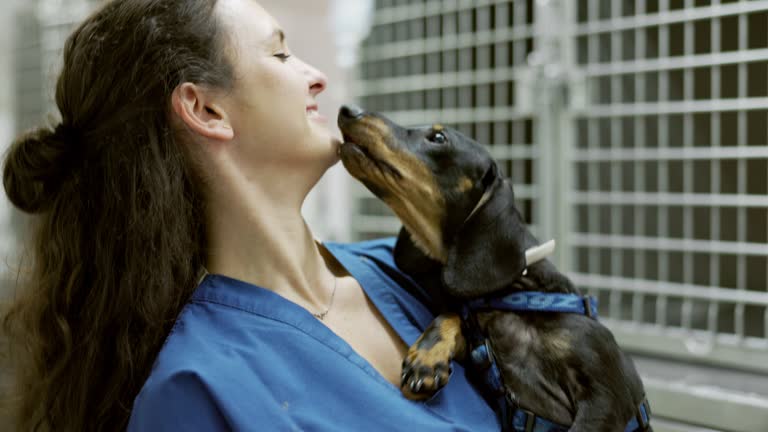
[273,53,291,61]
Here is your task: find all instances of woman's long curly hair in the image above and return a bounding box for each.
[1,0,233,430]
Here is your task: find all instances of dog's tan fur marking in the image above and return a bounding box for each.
[456,176,473,194]
[433,124,444,132]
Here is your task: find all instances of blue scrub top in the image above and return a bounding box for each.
[127,238,499,431]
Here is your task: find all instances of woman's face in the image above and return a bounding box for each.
[216,0,338,171]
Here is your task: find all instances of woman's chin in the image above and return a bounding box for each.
[308,132,342,166]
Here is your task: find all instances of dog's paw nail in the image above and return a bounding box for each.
[434,374,442,388]
[411,378,424,393]
[401,373,411,387]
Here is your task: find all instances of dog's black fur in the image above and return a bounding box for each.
[338,106,651,431]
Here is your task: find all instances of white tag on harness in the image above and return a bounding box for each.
[524,239,556,267]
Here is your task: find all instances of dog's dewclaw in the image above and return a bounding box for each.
[525,239,556,267]
[400,313,464,400]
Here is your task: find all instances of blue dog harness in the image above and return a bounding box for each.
[461,291,652,432]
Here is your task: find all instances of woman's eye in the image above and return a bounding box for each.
[274,53,291,62]
[427,131,447,144]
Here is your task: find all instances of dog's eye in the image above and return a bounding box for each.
[427,131,447,144]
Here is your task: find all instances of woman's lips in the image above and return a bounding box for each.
[307,105,327,122]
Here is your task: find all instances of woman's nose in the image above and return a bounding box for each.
[301,59,327,96]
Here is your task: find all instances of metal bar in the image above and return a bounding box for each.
[488,144,537,160]
[363,26,535,62]
[708,13,722,332]
[655,10,670,327]
[355,67,524,96]
[606,321,768,388]
[572,146,768,161]
[632,14,647,324]
[572,274,768,306]
[581,99,768,116]
[374,0,512,25]
[582,49,768,76]
[571,233,768,257]
[682,11,695,329]
[609,3,622,319]
[681,14,695,331]
[585,0,601,306]
[734,12,750,341]
[574,1,768,35]
[379,107,532,125]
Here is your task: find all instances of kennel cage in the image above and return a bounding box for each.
[352,1,768,430]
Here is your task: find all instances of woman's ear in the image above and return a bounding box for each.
[171,82,234,141]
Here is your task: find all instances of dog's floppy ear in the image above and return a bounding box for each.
[442,178,530,300]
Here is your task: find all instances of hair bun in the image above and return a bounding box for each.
[3,124,76,213]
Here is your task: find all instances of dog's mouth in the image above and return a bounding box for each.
[339,133,404,182]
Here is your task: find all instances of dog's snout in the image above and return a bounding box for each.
[339,105,365,121]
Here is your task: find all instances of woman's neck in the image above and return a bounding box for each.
[203,157,337,311]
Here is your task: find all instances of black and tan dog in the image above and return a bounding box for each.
[337,105,651,431]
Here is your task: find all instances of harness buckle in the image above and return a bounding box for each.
[504,392,537,432]
[469,340,494,370]
[521,409,536,432]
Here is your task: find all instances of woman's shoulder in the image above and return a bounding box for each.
[129,295,307,430]
[128,351,294,431]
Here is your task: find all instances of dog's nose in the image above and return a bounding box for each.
[339,104,365,120]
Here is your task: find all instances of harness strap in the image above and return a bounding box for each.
[510,408,567,432]
[625,398,652,432]
[505,398,651,432]
[468,291,599,318]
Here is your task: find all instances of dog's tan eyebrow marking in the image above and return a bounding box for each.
[432,124,444,132]
[456,176,473,193]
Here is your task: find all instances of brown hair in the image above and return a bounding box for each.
[1,0,234,430]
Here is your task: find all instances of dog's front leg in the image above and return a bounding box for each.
[401,313,466,400]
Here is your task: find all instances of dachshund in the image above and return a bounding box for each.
[337,105,652,432]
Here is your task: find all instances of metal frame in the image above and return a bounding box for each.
[569,0,768,375]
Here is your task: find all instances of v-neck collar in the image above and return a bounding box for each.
[189,241,430,395]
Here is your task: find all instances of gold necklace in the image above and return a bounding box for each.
[199,266,338,320]
[313,274,338,320]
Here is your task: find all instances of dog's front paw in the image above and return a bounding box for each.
[401,348,452,400]
[400,313,465,400]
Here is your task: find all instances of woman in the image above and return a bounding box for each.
[2,0,498,430]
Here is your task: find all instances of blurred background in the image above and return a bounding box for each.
[1,0,767,431]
